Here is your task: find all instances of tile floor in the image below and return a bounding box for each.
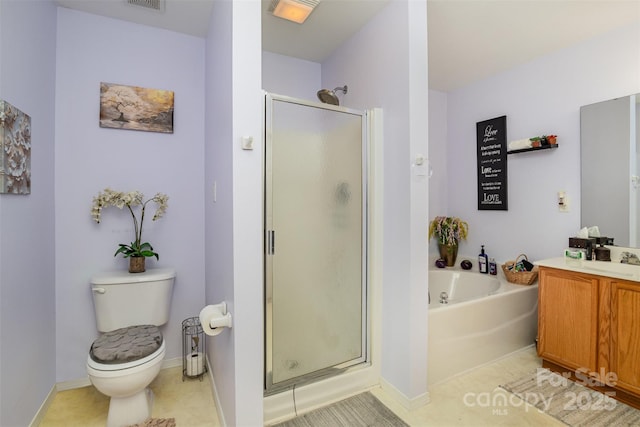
[41,347,563,426]
[372,346,564,426]
[39,366,221,427]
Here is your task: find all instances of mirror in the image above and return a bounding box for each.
[580,93,640,247]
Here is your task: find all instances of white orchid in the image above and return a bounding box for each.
[91,188,169,260]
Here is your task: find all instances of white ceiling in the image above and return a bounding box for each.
[55,0,640,92]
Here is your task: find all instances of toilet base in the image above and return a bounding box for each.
[106,387,154,427]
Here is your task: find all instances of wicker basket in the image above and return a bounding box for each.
[501,254,538,285]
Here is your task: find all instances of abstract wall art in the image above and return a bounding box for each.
[0,99,31,194]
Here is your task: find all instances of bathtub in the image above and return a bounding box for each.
[428,267,538,386]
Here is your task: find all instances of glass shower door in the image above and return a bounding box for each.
[265,94,368,393]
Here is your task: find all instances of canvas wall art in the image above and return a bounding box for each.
[0,99,31,194]
[99,82,174,133]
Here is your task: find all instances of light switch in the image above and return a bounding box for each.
[558,191,569,212]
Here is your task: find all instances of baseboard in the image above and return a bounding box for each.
[379,377,430,411]
[28,384,57,427]
[55,356,183,392]
[161,356,183,369]
[206,357,227,427]
[56,376,92,391]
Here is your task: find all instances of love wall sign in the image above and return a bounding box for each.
[476,116,508,210]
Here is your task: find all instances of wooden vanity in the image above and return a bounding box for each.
[537,258,640,409]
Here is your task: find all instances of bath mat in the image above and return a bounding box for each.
[272,391,408,427]
[500,368,640,426]
[128,418,176,427]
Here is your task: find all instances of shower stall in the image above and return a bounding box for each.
[264,93,369,394]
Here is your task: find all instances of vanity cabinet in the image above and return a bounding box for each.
[538,268,599,372]
[538,266,640,408]
[608,278,640,396]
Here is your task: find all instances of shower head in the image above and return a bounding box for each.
[317,85,348,106]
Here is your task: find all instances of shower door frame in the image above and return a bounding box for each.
[263,93,370,395]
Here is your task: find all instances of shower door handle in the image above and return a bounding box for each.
[267,230,275,255]
[271,230,275,254]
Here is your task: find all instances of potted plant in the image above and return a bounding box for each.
[428,216,469,266]
[91,188,169,273]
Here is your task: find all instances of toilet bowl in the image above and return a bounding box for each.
[87,268,175,427]
[87,338,165,427]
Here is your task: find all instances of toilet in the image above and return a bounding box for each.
[87,268,175,427]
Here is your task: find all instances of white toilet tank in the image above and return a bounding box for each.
[90,268,176,332]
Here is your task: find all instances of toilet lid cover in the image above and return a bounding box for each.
[90,325,163,364]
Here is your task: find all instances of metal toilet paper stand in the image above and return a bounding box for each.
[182,317,207,381]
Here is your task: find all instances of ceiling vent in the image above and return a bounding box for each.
[126,0,165,13]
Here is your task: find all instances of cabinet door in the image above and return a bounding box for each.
[538,267,599,372]
[610,279,640,395]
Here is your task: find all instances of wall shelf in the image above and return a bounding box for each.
[507,144,559,155]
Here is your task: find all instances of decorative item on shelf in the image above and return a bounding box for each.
[91,188,169,273]
[502,254,538,285]
[507,134,559,154]
[429,216,468,267]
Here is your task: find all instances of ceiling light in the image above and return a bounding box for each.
[268,0,320,24]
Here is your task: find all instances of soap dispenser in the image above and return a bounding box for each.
[478,245,488,274]
[489,258,497,275]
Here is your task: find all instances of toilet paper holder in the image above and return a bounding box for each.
[182,316,207,381]
[199,301,233,336]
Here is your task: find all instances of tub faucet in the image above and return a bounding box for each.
[439,291,449,304]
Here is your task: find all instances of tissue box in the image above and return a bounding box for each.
[594,236,614,245]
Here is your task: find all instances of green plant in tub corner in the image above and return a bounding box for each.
[428,216,468,245]
[91,188,169,260]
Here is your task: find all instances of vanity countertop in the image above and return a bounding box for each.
[536,257,640,282]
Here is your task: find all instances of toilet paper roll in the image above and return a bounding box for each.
[186,352,205,377]
[199,304,232,336]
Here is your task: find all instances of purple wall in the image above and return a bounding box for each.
[0,1,57,425]
[204,1,235,425]
[445,22,640,264]
[54,8,206,382]
[204,1,264,424]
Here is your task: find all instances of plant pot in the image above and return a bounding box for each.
[129,256,146,273]
[438,243,458,267]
